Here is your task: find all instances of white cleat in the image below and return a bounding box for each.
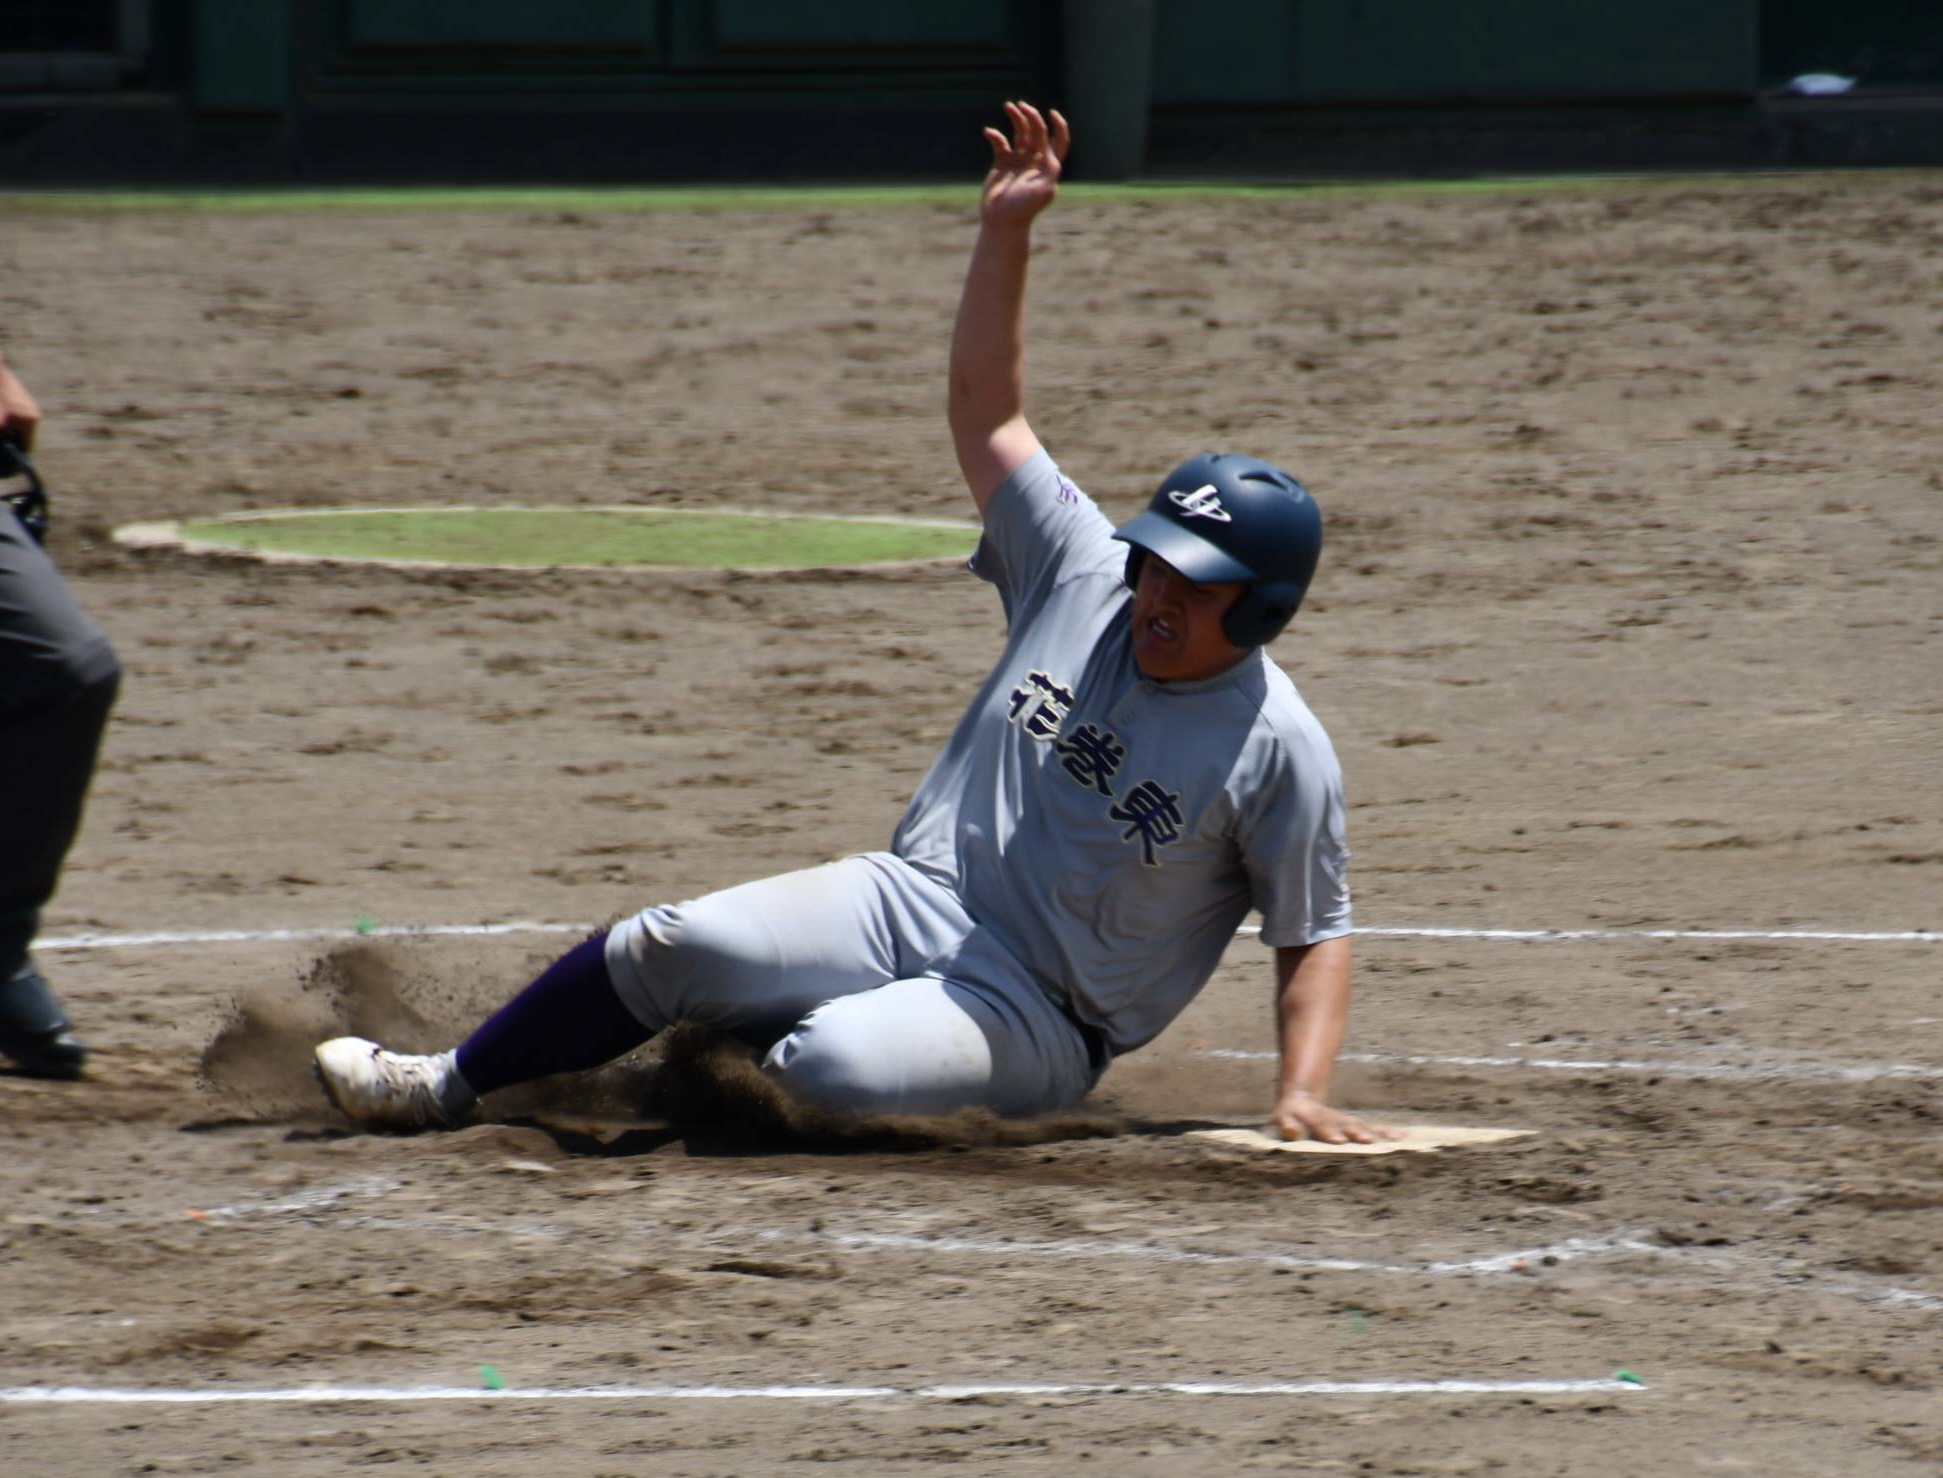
[313,1037,471,1129]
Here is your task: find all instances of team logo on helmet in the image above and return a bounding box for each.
[1166,484,1231,522]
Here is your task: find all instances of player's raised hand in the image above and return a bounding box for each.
[980,101,1069,228]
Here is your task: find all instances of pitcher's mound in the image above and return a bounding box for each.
[115,505,978,572]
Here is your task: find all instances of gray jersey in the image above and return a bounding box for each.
[892,450,1350,1055]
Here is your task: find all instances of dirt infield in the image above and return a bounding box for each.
[3,174,1939,1475]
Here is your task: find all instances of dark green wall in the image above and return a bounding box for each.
[9,1,1943,183]
[190,0,1048,114]
[1153,0,1760,105]
[22,0,1943,116]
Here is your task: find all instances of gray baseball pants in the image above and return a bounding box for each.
[604,852,1103,1117]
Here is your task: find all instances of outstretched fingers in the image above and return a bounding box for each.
[978,102,1067,224]
[1015,100,1041,156]
[997,100,1067,169]
[1048,107,1071,162]
[1020,100,1050,160]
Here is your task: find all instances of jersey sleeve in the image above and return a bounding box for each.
[969,448,1124,621]
[1237,735,1353,948]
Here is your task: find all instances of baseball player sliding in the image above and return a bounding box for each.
[316,103,1391,1146]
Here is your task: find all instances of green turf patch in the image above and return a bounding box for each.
[0,184,975,215]
[169,507,978,570]
[0,173,1773,217]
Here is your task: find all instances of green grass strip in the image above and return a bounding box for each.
[175,508,977,569]
[0,173,1771,216]
[1,184,973,215]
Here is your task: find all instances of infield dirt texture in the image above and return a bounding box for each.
[3,175,1939,1475]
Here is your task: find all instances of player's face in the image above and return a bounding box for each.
[1129,554,1248,682]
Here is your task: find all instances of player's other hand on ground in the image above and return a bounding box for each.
[1272,1089,1399,1145]
[0,350,41,450]
[981,101,1069,228]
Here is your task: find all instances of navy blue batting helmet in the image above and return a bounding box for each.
[1112,453,1323,649]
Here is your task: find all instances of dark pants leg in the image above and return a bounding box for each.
[0,510,120,1002]
[0,662,120,971]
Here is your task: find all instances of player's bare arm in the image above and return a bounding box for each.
[948,101,1070,515]
[1270,938,1394,1143]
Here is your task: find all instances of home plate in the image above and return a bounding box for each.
[1189,1124,1534,1156]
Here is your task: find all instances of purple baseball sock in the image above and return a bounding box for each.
[454,931,650,1097]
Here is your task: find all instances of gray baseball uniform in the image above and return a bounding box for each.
[605,449,1349,1115]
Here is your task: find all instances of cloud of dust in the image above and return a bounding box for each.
[198,941,468,1121]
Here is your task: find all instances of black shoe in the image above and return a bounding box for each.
[0,964,88,1078]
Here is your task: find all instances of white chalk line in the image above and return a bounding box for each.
[30,1177,1937,1322]
[39,919,1933,1099]
[96,1177,1938,1314]
[1339,926,1939,944]
[60,1173,1687,1282]
[0,1377,1642,1407]
[38,921,594,952]
[759,1225,1679,1280]
[161,1177,1672,1281]
[186,1176,567,1239]
[1203,1048,1943,1085]
[767,1226,1936,1313]
[35,919,1940,953]
[200,1180,399,1220]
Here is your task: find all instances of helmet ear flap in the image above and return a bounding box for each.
[1221,578,1302,649]
[1128,550,1302,649]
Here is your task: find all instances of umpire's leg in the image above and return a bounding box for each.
[0,511,120,1074]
